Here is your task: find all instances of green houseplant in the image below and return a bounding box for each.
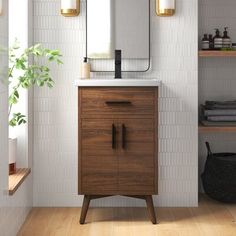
[8,41,62,174]
[9,41,63,126]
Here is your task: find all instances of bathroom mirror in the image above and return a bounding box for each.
[86,0,150,72]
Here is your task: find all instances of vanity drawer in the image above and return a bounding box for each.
[79,87,156,117]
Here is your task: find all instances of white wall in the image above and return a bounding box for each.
[0,1,33,235]
[198,0,236,191]
[33,0,198,207]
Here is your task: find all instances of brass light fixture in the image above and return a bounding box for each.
[156,0,175,16]
[61,0,80,17]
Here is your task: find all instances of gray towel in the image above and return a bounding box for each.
[206,100,236,106]
[207,116,236,122]
[204,109,236,116]
[201,120,236,126]
[205,105,236,110]
[205,101,236,110]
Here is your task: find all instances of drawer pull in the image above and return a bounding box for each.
[112,124,116,149]
[122,124,126,149]
[105,101,132,106]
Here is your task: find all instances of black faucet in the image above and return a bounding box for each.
[115,50,122,79]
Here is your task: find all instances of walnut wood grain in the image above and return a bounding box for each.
[80,195,91,224]
[78,87,158,196]
[80,87,155,117]
[145,195,157,224]
[79,195,157,224]
[80,119,118,194]
[78,87,159,222]
[117,119,155,194]
[154,89,158,194]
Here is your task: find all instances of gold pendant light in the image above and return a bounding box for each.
[61,0,80,17]
[156,0,175,17]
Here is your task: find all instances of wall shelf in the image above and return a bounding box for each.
[199,50,236,57]
[9,168,31,195]
[199,125,236,133]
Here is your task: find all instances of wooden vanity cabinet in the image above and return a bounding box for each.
[78,87,158,224]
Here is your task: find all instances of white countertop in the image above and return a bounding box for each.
[75,78,161,87]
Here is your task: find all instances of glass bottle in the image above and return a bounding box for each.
[222,27,231,49]
[202,34,209,50]
[213,29,223,50]
[209,34,214,50]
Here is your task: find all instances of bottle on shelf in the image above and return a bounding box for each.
[202,34,209,50]
[222,27,231,49]
[213,29,223,50]
[232,43,236,51]
[209,34,214,50]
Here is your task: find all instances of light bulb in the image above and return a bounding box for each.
[61,0,80,17]
[156,0,175,16]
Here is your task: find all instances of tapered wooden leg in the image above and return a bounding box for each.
[145,195,157,224]
[79,195,157,224]
[80,195,91,224]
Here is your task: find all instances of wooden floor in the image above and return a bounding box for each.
[18,195,236,236]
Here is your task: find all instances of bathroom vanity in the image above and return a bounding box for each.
[76,78,160,224]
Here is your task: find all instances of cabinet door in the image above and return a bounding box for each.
[118,119,156,194]
[80,119,118,194]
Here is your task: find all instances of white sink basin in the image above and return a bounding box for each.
[75,78,161,87]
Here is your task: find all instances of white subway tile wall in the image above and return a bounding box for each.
[199,0,236,192]
[33,0,198,207]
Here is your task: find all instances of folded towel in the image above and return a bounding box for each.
[206,100,236,106]
[207,116,236,122]
[205,105,236,110]
[204,109,236,116]
[201,120,236,126]
[205,100,236,110]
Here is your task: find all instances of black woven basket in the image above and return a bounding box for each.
[201,142,236,203]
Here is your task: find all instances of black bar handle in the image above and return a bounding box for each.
[106,101,131,105]
[122,124,126,149]
[112,124,116,149]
